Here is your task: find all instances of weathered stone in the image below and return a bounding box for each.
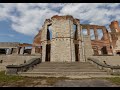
[32,15,120,62]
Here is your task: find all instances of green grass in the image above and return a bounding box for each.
[2,70,120,86]
[105,77,120,85]
[0,71,70,86]
[0,71,24,83]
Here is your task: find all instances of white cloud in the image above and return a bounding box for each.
[0,3,120,36]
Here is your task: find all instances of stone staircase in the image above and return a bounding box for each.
[19,62,111,78]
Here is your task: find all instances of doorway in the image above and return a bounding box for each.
[101,46,108,55]
[75,44,80,62]
[45,44,51,62]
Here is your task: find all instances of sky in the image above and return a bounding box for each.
[0,3,120,44]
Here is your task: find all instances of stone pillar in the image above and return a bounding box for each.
[102,27,108,40]
[41,42,46,62]
[12,48,18,55]
[87,26,90,35]
[17,47,20,54]
[31,46,36,55]
[84,35,94,60]
[20,47,25,55]
[71,39,75,62]
[80,26,85,62]
[76,22,81,62]
[6,48,12,55]
[94,27,98,40]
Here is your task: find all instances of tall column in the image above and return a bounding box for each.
[87,26,90,35]
[42,42,46,62]
[17,47,20,54]
[20,47,25,55]
[12,48,18,55]
[71,39,75,62]
[102,27,108,40]
[6,48,12,55]
[31,46,36,55]
[76,22,81,62]
[80,26,85,62]
[94,27,98,40]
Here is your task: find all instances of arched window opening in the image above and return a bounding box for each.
[82,29,87,35]
[90,29,95,40]
[73,24,77,40]
[47,25,52,40]
[97,29,103,40]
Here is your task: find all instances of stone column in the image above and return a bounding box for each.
[76,22,81,62]
[87,26,90,35]
[17,47,20,54]
[6,48,12,55]
[41,42,46,62]
[80,26,85,62]
[84,35,94,59]
[71,40,75,62]
[20,47,25,55]
[94,27,98,40]
[102,27,108,40]
[31,46,36,55]
[12,48,18,55]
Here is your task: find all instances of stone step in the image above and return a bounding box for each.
[36,64,95,67]
[34,64,97,67]
[31,69,105,72]
[38,62,91,65]
[33,67,99,69]
[19,71,108,77]
[19,62,108,78]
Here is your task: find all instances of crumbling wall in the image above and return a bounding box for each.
[109,21,120,55]
[81,24,112,55]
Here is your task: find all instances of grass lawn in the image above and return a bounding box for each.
[1,71,120,87]
[105,77,120,85]
[0,71,68,87]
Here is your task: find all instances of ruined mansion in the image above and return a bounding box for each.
[0,15,120,63]
[32,15,120,62]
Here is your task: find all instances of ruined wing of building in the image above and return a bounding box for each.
[31,15,120,62]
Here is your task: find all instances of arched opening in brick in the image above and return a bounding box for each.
[101,46,108,55]
[116,52,120,56]
[0,49,6,54]
[82,29,87,35]
[73,24,80,62]
[24,46,32,55]
[90,29,95,40]
[47,25,52,40]
[97,29,103,40]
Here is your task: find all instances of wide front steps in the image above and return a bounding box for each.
[19,62,110,78]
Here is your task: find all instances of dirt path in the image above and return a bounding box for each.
[52,79,120,87]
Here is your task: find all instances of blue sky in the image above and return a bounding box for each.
[0,3,120,44]
[0,20,34,43]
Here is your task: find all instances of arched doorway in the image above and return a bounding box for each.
[45,25,52,62]
[73,24,80,62]
[101,46,108,55]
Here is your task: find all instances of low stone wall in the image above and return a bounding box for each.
[0,55,40,71]
[88,56,120,66]
[87,56,120,75]
[0,42,19,47]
